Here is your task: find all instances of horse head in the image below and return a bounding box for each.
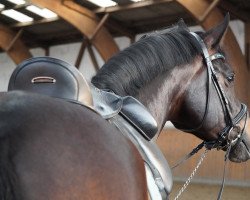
[170,14,250,163]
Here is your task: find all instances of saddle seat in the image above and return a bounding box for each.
[8,56,93,107]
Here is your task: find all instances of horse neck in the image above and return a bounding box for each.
[136,59,202,132]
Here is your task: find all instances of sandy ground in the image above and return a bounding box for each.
[169,182,250,200]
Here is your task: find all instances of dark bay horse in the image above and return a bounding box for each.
[0,15,249,199]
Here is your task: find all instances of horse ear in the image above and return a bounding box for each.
[203,13,230,49]
[177,18,189,31]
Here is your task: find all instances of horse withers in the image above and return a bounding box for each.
[0,14,249,199]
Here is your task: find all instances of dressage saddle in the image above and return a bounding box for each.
[8,56,157,140]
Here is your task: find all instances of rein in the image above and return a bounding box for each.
[172,32,248,200]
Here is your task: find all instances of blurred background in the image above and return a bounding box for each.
[0,0,249,199]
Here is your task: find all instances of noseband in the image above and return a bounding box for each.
[173,32,248,200]
[187,32,248,150]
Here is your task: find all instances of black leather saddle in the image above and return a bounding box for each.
[8,57,158,140]
[8,57,93,106]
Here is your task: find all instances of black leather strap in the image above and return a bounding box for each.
[217,144,232,200]
[171,142,205,169]
[173,32,248,200]
[189,32,248,150]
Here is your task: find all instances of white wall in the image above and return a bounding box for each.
[0,20,245,92]
[229,20,245,53]
[0,36,132,91]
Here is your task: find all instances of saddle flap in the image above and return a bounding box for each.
[8,57,93,106]
[92,89,158,140]
[120,96,158,140]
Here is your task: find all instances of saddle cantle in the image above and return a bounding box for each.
[8,56,93,107]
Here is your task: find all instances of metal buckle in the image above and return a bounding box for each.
[209,53,225,61]
[227,125,241,146]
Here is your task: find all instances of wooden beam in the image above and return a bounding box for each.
[177,0,249,105]
[62,0,96,20]
[75,38,88,69]
[0,24,32,64]
[30,0,119,62]
[128,12,194,32]
[17,27,82,48]
[219,0,250,22]
[11,17,60,28]
[87,42,99,72]
[6,29,23,52]
[112,0,132,5]
[106,18,135,39]
[90,13,110,41]
[95,0,173,14]
[198,0,220,23]
[44,47,50,56]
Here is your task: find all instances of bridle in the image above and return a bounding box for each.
[173,32,248,200]
[182,32,248,151]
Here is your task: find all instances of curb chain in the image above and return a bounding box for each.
[173,148,208,200]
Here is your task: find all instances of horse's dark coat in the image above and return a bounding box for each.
[0,91,147,200]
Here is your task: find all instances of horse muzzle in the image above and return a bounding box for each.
[229,131,250,163]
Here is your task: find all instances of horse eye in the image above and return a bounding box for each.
[227,73,235,83]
